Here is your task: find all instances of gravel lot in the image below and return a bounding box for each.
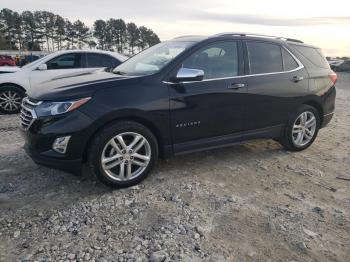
[1,73,350,262]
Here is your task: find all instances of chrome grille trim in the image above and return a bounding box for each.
[20,109,32,118]
[20,114,32,122]
[20,97,39,130]
[25,98,42,106]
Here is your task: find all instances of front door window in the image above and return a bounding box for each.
[182,41,238,79]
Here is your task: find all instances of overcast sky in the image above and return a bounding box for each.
[2,0,350,56]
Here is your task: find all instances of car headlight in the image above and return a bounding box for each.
[34,97,91,117]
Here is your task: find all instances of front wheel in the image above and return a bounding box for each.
[0,85,24,114]
[279,105,320,151]
[88,121,158,188]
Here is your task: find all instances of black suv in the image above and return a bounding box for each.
[20,33,337,187]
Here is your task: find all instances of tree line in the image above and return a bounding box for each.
[0,8,161,54]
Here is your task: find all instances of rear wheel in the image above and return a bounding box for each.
[88,121,158,188]
[279,105,320,151]
[0,85,24,114]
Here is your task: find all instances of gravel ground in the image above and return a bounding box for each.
[0,73,350,262]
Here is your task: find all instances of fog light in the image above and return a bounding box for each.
[52,136,71,154]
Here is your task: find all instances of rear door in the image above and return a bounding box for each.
[168,40,247,147]
[242,41,309,131]
[29,53,84,87]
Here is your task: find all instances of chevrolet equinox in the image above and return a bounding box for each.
[20,33,337,187]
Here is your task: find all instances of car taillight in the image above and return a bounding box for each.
[329,71,337,85]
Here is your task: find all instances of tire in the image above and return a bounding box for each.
[0,85,25,114]
[279,105,320,151]
[88,121,158,188]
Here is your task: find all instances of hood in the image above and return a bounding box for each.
[27,69,140,101]
[0,66,20,73]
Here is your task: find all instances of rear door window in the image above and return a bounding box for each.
[291,45,329,68]
[282,48,299,71]
[247,42,283,74]
[86,53,119,68]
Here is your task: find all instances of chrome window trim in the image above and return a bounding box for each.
[163,46,304,85]
[282,46,303,70]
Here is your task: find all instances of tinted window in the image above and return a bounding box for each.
[183,41,238,79]
[282,48,299,71]
[86,53,119,68]
[47,53,82,70]
[291,45,329,68]
[247,42,283,74]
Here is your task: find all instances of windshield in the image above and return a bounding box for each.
[21,55,50,69]
[113,41,195,76]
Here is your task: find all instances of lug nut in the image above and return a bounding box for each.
[122,150,126,154]
[128,150,133,154]
[120,157,123,160]
[125,160,128,164]
[130,156,134,159]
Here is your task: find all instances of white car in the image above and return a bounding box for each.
[0,66,20,73]
[0,50,127,114]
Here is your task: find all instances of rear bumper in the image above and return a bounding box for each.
[321,112,334,128]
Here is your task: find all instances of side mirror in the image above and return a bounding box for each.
[175,68,204,82]
[37,64,47,71]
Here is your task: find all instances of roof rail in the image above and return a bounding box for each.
[212,32,303,43]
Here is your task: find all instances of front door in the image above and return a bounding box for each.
[29,52,84,88]
[167,40,247,149]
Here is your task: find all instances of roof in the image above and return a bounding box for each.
[211,32,303,43]
[51,49,127,61]
[170,35,207,42]
[170,32,316,48]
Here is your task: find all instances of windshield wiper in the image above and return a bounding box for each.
[113,70,128,76]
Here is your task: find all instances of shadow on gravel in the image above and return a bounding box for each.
[0,139,283,211]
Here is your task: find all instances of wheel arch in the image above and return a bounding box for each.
[0,82,26,93]
[302,100,324,126]
[82,115,166,162]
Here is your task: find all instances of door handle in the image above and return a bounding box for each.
[291,76,304,82]
[228,83,246,90]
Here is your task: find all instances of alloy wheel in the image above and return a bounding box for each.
[292,111,317,147]
[0,90,22,112]
[101,132,151,181]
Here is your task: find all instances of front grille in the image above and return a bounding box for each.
[20,97,41,130]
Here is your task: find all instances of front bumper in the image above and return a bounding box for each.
[20,109,94,174]
[24,144,82,173]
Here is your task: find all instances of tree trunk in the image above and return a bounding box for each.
[31,32,34,51]
[46,35,49,51]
